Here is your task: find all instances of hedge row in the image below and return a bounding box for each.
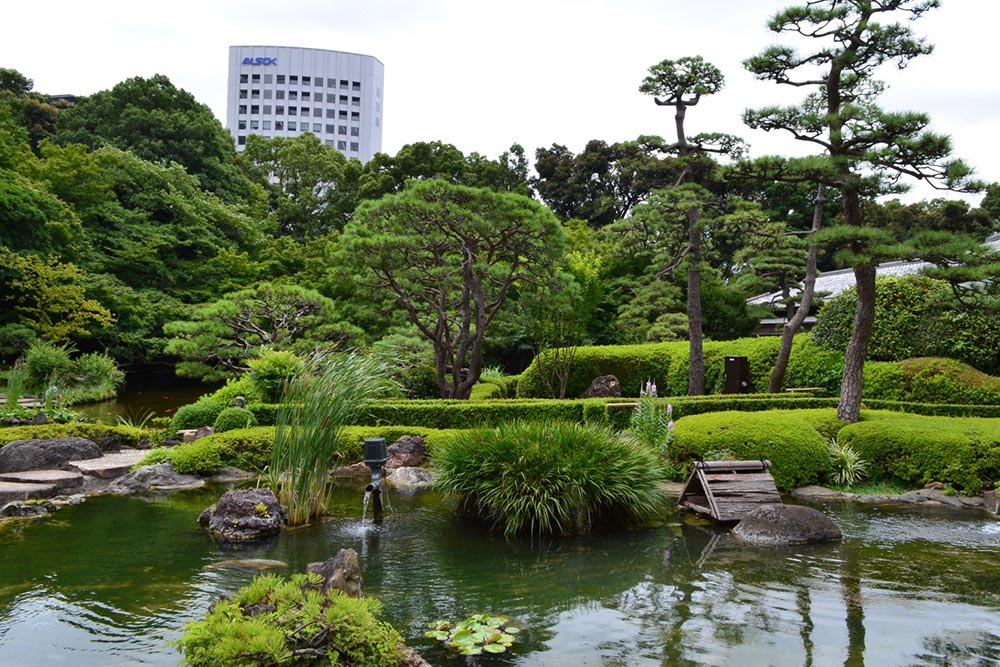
[0,422,147,448]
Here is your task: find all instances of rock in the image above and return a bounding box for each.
[0,500,55,518]
[305,548,364,597]
[898,488,978,508]
[387,466,436,488]
[97,435,122,452]
[0,437,103,473]
[203,559,289,571]
[399,646,433,667]
[580,374,621,398]
[135,440,154,450]
[32,411,48,425]
[734,504,842,546]
[207,466,257,483]
[986,490,999,516]
[109,463,205,494]
[790,485,849,499]
[386,435,425,469]
[193,426,214,441]
[198,487,287,542]
[335,462,372,477]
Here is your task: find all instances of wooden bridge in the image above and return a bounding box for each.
[678,460,781,523]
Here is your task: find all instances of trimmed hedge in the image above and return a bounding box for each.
[213,407,257,433]
[670,410,830,490]
[838,414,1000,493]
[0,422,146,448]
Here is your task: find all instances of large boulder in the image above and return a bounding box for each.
[0,437,103,473]
[387,435,425,469]
[580,375,621,398]
[733,504,842,546]
[305,548,364,597]
[109,463,205,495]
[387,466,436,488]
[198,488,287,542]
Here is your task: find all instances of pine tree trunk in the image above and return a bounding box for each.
[838,262,876,422]
[687,206,705,395]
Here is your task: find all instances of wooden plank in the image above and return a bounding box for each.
[702,473,776,483]
[696,469,722,519]
[696,460,770,472]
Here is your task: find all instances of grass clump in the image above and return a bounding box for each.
[827,438,868,487]
[434,419,671,537]
[174,572,404,667]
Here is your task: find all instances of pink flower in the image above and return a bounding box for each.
[667,420,675,431]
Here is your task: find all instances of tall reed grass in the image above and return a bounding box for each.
[268,350,395,525]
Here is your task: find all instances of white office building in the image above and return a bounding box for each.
[226,46,384,162]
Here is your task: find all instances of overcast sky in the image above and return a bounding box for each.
[4,0,997,204]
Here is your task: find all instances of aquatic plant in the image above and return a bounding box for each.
[269,350,395,525]
[426,613,520,655]
[175,572,403,667]
[434,419,671,537]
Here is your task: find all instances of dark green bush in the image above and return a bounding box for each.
[175,572,404,667]
[248,403,280,425]
[171,399,225,431]
[435,420,671,536]
[23,340,74,394]
[899,358,1000,405]
[212,407,258,433]
[168,439,223,475]
[838,414,1000,493]
[248,350,302,403]
[670,410,830,490]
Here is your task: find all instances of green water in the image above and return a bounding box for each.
[1,485,998,666]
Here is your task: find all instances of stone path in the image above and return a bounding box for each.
[0,449,147,503]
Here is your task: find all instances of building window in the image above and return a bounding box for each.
[377,87,381,99]
[326,108,335,118]
[338,126,347,135]
[350,142,359,152]
[263,120,271,130]
[325,139,335,146]
[288,91,298,100]
[264,89,272,99]
[352,81,361,91]
[238,135,246,145]
[350,126,359,136]
[238,104,247,114]
[262,105,271,114]
[250,105,259,114]
[328,78,336,88]
[313,107,321,117]
[339,110,347,119]
[325,124,335,133]
[276,106,284,115]
[376,101,381,112]
[300,106,309,116]
[326,93,335,103]
[302,76,311,85]
[288,107,296,115]
[275,121,284,130]
[252,74,260,83]
[302,91,310,101]
[315,77,324,87]
[337,140,346,150]
[264,74,273,84]
[276,90,285,100]
[340,79,348,89]
[238,120,247,130]
[250,120,259,129]
[351,96,360,107]
[339,95,348,104]
[277,74,285,84]
[288,121,296,130]
[240,74,248,84]
[251,90,260,99]
[312,123,321,132]
[239,89,248,99]
[289,75,298,84]
[375,117,380,127]
[351,111,360,121]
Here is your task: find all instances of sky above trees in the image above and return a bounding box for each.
[2,0,997,203]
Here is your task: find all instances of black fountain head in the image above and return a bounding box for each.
[363,437,388,471]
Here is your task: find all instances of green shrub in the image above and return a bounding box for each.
[469,382,502,400]
[175,572,404,667]
[202,375,255,405]
[212,407,258,433]
[670,410,830,490]
[838,414,1000,493]
[22,340,74,394]
[248,403,280,425]
[827,438,869,487]
[72,352,125,391]
[899,358,1000,405]
[168,439,223,475]
[862,361,907,401]
[171,399,225,431]
[248,350,303,403]
[0,422,145,447]
[434,420,671,536]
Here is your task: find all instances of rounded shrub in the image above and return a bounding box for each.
[175,572,404,667]
[212,407,258,433]
[248,350,303,403]
[899,358,1000,405]
[434,420,671,536]
[171,399,225,431]
[670,410,830,490]
[166,439,223,475]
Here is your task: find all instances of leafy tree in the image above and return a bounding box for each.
[532,137,681,228]
[53,74,264,206]
[0,68,67,152]
[743,0,980,421]
[163,282,358,381]
[0,247,113,343]
[0,167,82,258]
[344,180,566,399]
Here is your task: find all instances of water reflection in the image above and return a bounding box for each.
[0,485,997,667]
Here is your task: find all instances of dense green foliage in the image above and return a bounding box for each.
[434,420,671,536]
[175,572,404,667]
[212,407,257,433]
[0,422,145,447]
[670,410,830,490]
[170,399,225,432]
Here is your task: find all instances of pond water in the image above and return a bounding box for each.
[0,485,998,667]
[74,374,219,424]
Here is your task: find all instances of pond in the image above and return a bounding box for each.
[73,373,219,424]
[0,484,998,667]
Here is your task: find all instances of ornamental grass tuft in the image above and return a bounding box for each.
[434,420,671,537]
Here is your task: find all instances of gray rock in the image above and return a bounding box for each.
[305,548,363,597]
[32,411,48,425]
[0,437,103,473]
[387,466,436,488]
[734,504,842,546]
[193,426,214,441]
[0,500,54,518]
[109,463,205,494]
[335,462,372,477]
[580,375,621,398]
[986,490,999,516]
[387,435,425,469]
[198,487,287,542]
[207,466,257,483]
